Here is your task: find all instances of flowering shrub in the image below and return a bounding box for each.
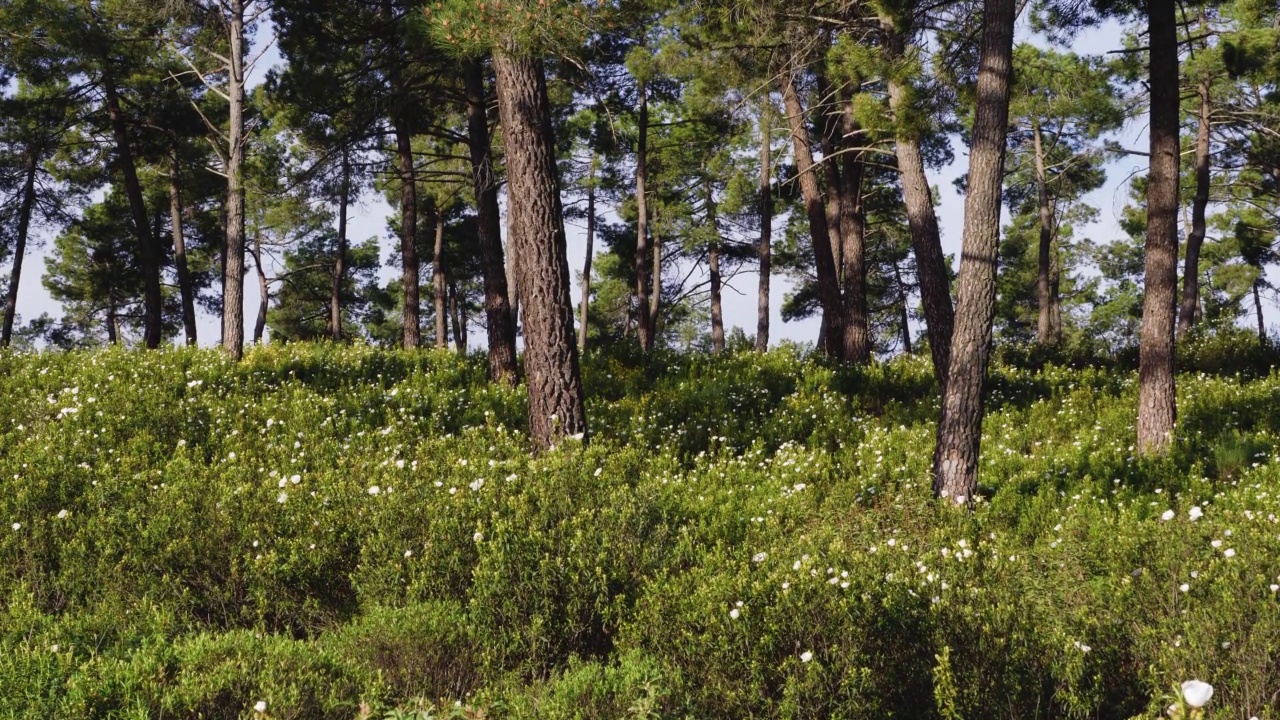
[1,343,1279,718]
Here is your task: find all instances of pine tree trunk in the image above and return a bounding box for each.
[1138,0,1180,455]
[706,177,725,353]
[894,260,913,355]
[252,234,267,345]
[817,73,846,281]
[167,149,198,346]
[1179,74,1211,335]
[1255,279,1266,341]
[492,53,587,448]
[882,20,955,390]
[222,0,248,358]
[103,68,163,350]
[433,208,448,349]
[2,152,37,347]
[933,0,1017,504]
[395,120,421,350]
[635,79,653,351]
[1033,120,1057,345]
[756,100,773,352]
[838,93,871,363]
[331,148,350,341]
[579,167,596,353]
[780,60,844,358]
[464,59,518,383]
[449,280,465,353]
[651,208,662,338]
[106,300,118,345]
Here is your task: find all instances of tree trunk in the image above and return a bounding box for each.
[780,60,844,358]
[464,59,519,383]
[756,99,773,352]
[838,91,871,363]
[578,161,596,353]
[635,78,654,351]
[817,73,846,280]
[706,176,725,353]
[1138,0,1180,455]
[221,0,248,358]
[1032,119,1058,345]
[2,152,37,347]
[106,299,118,345]
[103,68,163,350]
[894,260,913,355]
[433,208,448,349]
[882,19,955,390]
[167,149,198,346]
[331,148,350,341]
[395,119,421,350]
[449,280,465,353]
[933,0,1017,504]
[651,207,662,339]
[252,234,267,345]
[1255,279,1266,341]
[1179,73,1211,335]
[492,53,587,448]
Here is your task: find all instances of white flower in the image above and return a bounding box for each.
[49,644,59,652]
[729,608,740,620]
[800,650,813,663]
[473,531,484,542]
[290,474,301,485]
[395,459,405,469]
[1211,539,1223,548]
[57,509,69,519]
[469,478,485,492]
[1180,583,1190,593]
[1270,584,1278,592]
[276,492,288,504]
[187,379,203,388]
[1224,548,1236,558]
[367,485,381,496]
[752,552,767,563]
[1181,680,1213,708]
[11,522,19,531]
[1161,509,1175,521]
[253,700,268,713]
[1189,506,1204,521]
[404,550,413,558]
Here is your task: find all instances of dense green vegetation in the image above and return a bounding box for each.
[3,339,1280,718]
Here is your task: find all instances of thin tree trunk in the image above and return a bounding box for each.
[449,280,465,353]
[2,152,37,347]
[395,119,421,350]
[1254,279,1266,341]
[221,0,247,358]
[882,19,955,390]
[1179,73,1212,335]
[838,90,871,363]
[492,53,587,448]
[933,0,1017,504]
[1033,119,1057,345]
[433,208,448,349]
[651,207,662,339]
[635,78,653,351]
[1138,0,1180,455]
[894,260,913,355]
[252,234,267,345]
[103,68,163,350]
[578,161,596,353]
[167,149,198,346]
[331,148,350,341]
[756,99,773,352]
[780,59,843,357]
[106,299,118,345]
[706,176,725,353]
[464,59,518,383]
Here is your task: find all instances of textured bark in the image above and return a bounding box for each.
[1138,0,1180,455]
[395,120,421,350]
[578,171,596,353]
[817,73,846,278]
[756,100,773,352]
[883,20,954,390]
[103,68,163,350]
[1179,74,1212,335]
[780,61,843,357]
[635,79,654,352]
[933,0,1017,504]
[464,59,518,383]
[433,209,448,349]
[706,177,725,353]
[251,234,268,345]
[168,149,198,346]
[492,53,587,448]
[222,0,247,358]
[331,149,350,341]
[1032,120,1058,345]
[2,152,37,347]
[838,93,871,363]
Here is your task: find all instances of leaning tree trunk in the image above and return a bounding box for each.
[578,161,596,353]
[449,280,465,353]
[780,59,844,358]
[331,148,350,341]
[894,260,913,354]
[1138,0,1180,455]
[706,176,725,354]
[882,19,955,391]
[838,93,871,363]
[756,99,773,352]
[103,68,163,350]
[433,208,448,349]
[221,0,248,358]
[168,148,198,346]
[395,119,421,350]
[251,234,268,345]
[1179,73,1211,336]
[635,79,654,352]
[492,53,587,448]
[2,152,37,347]
[464,59,519,383]
[1254,279,1266,341]
[1032,120,1058,345]
[933,0,1017,504]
